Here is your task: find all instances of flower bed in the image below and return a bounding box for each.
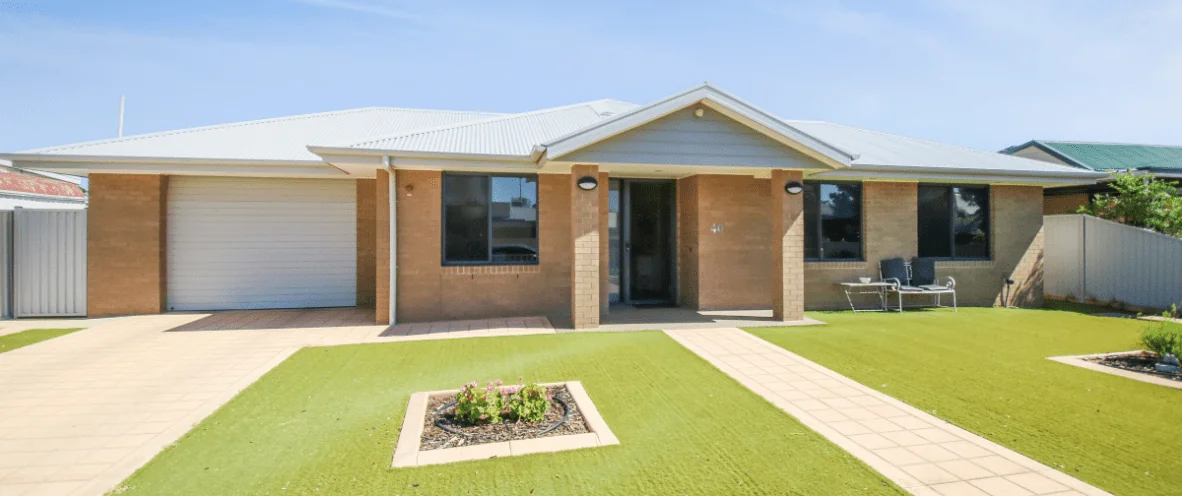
[1083,351,1182,383]
[423,384,589,450]
[392,381,618,467]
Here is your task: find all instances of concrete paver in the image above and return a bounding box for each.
[664,328,1109,496]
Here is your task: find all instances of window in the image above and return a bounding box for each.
[803,182,862,260]
[917,185,989,259]
[442,174,538,265]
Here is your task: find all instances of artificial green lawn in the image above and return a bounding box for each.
[0,328,83,354]
[117,331,904,495]
[750,307,1182,496]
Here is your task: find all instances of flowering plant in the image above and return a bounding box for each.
[453,378,551,425]
[454,380,506,424]
[505,382,549,423]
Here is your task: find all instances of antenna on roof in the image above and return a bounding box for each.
[118,95,126,138]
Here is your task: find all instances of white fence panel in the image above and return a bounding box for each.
[1043,215,1084,300]
[1044,214,1182,311]
[0,212,11,319]
[13,209,87,317]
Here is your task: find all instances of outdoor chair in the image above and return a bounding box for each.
[878,257,957,312]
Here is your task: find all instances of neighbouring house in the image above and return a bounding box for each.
[0,84,1104,327]
[1001,140,1182,214]
[0,160,87,210]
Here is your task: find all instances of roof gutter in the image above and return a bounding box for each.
[838,163,1109,179]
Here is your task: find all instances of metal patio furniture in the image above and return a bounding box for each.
[878,257,957,313]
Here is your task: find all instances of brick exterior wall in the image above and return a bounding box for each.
[375,170,574,323]
[356,179,376,308]
[802,182,1044,309]
[770,170,805,320]
[369,170,1046,323]
[941,185,1044,307]
[803,182,919,310]
[1044,193,1088,214]
[598,172,610,316]
[87,174,168,317]
[677,175,773,309]
[569,165,600,328]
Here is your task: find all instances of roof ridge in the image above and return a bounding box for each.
[346,100,613,149]
[26,106,504,154]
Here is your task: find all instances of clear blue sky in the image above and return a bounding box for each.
[3,0,1181,153]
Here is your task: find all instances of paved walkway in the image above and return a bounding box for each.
[0,313,553,496]
[665,328,1109,496]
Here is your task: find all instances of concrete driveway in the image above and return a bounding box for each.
[0,310,552,496]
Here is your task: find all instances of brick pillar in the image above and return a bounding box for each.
[356,179,377,308]
[375,169,390,324]
[598,171,610,316]
[87,174,168,317]
[570,165,601,329]
[770,170,804,321]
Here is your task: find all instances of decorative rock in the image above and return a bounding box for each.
[1161,354,1180,367]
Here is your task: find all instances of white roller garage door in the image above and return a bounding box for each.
[167,176,356,311]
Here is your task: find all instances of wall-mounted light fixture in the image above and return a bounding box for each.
[784,181,804,195]
[577,176,599,191]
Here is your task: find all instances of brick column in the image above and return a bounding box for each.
[770,170,804,321]
[570,165,600,329]
[375,169,390,324]
[87,174,168,317]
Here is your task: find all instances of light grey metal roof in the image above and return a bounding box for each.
[10,86,1101,183]
[23,107,503,162]
[347,100,638,157]
[786,121,1097,175]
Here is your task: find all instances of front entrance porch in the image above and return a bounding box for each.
[551,306,825,332]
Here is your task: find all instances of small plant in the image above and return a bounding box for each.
[1140,305,1182,358]
[454,381,506,424]
[453,379,552,425]
[505,382,550,423]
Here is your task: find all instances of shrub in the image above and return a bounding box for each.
[454,381,505,424]
[453,379,553,425]
[1141,307,1182,357]
[505,382,550,423]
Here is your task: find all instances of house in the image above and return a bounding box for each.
[1001,140,1182,214]
[0,160,87,210]
[0,84,1104,327]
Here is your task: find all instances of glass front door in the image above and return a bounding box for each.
[609,179,676,306]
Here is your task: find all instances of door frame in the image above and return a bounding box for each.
[612,178,677,306]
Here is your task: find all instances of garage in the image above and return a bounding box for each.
[166,176,357,311]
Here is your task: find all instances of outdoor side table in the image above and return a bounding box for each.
[838,282,894,312]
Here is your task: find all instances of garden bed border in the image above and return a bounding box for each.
[392,381,619,468]
[1047,351,1182,390]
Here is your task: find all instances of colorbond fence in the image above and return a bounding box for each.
[1044,214,1182,312]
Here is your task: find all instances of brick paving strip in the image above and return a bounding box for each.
[664,328,1110,496]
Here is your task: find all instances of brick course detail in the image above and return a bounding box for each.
[87,174,168,317]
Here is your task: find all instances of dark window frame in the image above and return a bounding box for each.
[803,180,864,262]
[917,184,991,261]
[441,172,540,267]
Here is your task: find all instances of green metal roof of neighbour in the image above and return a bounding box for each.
[1003,140,1182,172]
